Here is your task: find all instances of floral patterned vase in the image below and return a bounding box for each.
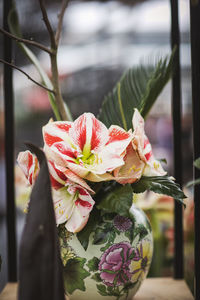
[60,204,153,300]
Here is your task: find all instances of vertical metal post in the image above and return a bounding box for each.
[3,0,17,281]
[170,0,184,279]
[190,1,200,298]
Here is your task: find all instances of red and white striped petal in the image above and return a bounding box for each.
[53,188,74,225]
[132,109,166,176]
[132,109,146,163]
[69,113,109,156]
[66,189,94,233]
[91,150,125,174]
[56,165,94,193]
[45,141,79,167]
[66,161,91,178]
[48,161,67,190]
[113,144,144,184]
[52,184,95,233]
[143,136,153,162]
[17,150,39,185]
[105,126,132,155]
[43,120,72,147]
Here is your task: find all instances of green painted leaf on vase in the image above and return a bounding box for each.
[96,284,109,296]
[63,257,90,295]
[87,257,100,272]
[91,273,102,282]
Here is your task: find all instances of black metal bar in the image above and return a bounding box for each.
[190,1,200,298]
[3,0,17,281]
[170,0,184,279]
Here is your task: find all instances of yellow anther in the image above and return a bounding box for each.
[23,207,28,213]
[59,209,64,215]
[128,164,136,174]
[154,162,159,170]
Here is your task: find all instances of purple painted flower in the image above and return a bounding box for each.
[99,242,135,286]
[113,215,132,232]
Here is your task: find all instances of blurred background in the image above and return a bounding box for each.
[0,0,194,294]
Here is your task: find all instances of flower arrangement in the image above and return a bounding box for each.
[1,1,186,299]
[17,109,172,234]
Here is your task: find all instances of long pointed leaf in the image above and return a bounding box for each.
[98,50,175,130]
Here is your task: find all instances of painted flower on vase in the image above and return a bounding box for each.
[43,112,132,182]
[98,242,135,286]
[129,240,153,283]
[113,215,132,232]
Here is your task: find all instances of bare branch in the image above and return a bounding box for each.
[55,0,69,46]
[38,0,57,50]
[0,58,55,94]
[0,28,53,54]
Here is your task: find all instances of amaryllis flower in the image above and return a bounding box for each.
[43,113,132,182]
[129,240,153,283]
[17,150,39,185]
[132,109,166,176]
[53,183,95,232]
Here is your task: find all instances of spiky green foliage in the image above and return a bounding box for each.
[98,50,175,130]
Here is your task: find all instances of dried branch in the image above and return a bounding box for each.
[38,0,57,50]
[0,28,53,54]
[38,0,72,121]
[55,0,69,46]
[0,58,55,94]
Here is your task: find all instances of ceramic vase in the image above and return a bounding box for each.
[61,204,153,300]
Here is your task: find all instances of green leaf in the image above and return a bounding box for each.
[87,257,100,272]
[194,157,200,170]
[63,257,90,294]
[132,175,186,206]
[158,158,167,164]
[77,208,100,251]
[98,50,175,130]
[91,273,102,282]
[133,224,149,241]
[186,178,200,188]
[96,284,109,296]
[96,184,133,217]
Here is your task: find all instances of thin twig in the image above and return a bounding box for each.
[38,0,57,50]
[0,28,53,54]
[55,0,69,46]
[0,58,55,94]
